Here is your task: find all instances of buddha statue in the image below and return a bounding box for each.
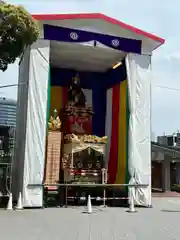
[68,73,86,108]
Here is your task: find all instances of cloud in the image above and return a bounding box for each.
[0,61,18,100]
[151,55,180,136]
[165,52,180,61]
[3,0,180,136]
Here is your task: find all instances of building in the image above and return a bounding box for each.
[152,133,180,191]
[157,134,177,147]
[12,13,164,208]
[0,98,17,195]
[0,97,16,127]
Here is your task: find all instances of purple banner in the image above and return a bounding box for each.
[43,24,142,54]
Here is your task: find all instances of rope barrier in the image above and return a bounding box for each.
[28,183,149,212]
[28,183,148,188]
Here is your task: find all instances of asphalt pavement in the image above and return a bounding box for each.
[0,197,180,240]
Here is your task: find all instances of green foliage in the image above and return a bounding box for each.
[0,1,39,71]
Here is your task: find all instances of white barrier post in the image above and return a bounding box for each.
[102,188,107,207]
[127,186,137,213]
[7,193,13,210]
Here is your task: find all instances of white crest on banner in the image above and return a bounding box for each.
[111,39,120,47]
[70,32,78,40]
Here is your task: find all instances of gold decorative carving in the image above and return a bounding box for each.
[64,133,108,144]
[48,116,61,131]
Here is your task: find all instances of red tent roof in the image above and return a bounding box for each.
[32,13,165,45]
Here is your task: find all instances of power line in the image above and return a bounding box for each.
[0,82,27,89]
[154,84,180,92]
[0,82,180,92]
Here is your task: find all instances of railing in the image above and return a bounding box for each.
[28,183,148,187]
[28,183,149,212]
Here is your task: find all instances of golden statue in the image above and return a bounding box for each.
[48,115,61,131]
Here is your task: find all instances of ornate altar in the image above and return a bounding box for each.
[62,134,108,185]
[43,73,110,206]
[60,73,108,185]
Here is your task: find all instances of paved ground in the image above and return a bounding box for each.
[152,190,180,197]
[1,198,180,240]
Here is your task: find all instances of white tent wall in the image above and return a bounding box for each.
[23,40,50,207]
[13,40,50,207]
[12,47,30,201]
[125,53,151,207]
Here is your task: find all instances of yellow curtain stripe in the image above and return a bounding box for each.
[50,87,63,117]
[115,80,127,184]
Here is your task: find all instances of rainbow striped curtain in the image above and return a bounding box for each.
[106,80,130,184]
[47,79,130,185]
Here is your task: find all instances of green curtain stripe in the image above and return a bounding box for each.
[46,66,51,128]
[125,84,130,190]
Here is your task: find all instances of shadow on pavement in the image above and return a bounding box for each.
[161,209,180,213]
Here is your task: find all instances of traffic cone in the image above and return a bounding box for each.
[15,192,23,210]
[87,195,92,214]
[7,193,13,210]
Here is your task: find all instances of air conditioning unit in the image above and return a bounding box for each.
[157,135,177,147]
[157,136,168,146]
[176,133,180,147]
[167,136,174,147]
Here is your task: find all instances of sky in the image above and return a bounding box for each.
[0,0,179,138]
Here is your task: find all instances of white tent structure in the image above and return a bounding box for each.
[12,13,165,208]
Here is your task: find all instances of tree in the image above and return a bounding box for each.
[0,1,39,71]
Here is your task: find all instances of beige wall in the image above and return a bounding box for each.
[152,151,164,161]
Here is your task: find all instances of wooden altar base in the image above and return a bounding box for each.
[44,131,62,190]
